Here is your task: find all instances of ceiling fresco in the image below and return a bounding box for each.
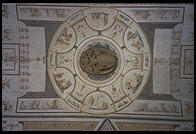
[2,3,194,131]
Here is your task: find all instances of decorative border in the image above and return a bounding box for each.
[179,45,194,79]
[15,4,185,23]
[22,120,99,130]
[2,43,20,75]
[114,99,183,117]
[115,121,176,131]
[15,97,183,117]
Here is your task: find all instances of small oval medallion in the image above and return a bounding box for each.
[80,47,118,75]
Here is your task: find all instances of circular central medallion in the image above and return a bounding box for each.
[74,36,124,87]
[79,46,118,83]
[80,47,118,75]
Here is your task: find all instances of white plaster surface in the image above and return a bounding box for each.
[153,29,172,94]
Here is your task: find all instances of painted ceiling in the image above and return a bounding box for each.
[2,3,194,131]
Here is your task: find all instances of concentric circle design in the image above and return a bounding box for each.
[74,36,124,87]
[47,7,152,115]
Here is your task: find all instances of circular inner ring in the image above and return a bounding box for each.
[79,46,118,81]
[74,36,124,87]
